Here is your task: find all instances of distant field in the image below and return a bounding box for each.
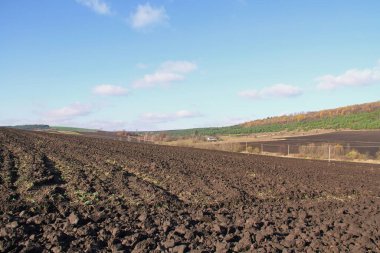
[50,126,98,133]
[163,130,380,163]
[243,130,380,160]
[281,130,380,143]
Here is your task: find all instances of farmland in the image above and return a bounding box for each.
[1,128,380,252]
[244,130,380,160]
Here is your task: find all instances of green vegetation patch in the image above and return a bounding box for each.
[51,126,98,133]
[160,108,380,137]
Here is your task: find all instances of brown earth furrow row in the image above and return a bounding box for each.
[45,147,177,210]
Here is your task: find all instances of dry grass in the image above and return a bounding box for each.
[298,144,345,159]
[158,139,245,153]
[196,143,245,153]
[316,193,356,202]
[56,131,81,135]
[246,146,260,154]
[157,129,335,146]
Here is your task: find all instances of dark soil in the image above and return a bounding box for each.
[1,128,379,252]
[286,130,380,143]
[248,130,380,157]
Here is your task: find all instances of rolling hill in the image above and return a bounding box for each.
[3,101,380,137]
[163,101,380,136]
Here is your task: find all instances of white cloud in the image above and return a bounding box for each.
[130,3,168,29]
[44,103,93,121]
[159,61,197,74]
[93,84,128,96]
[317,63,380,90]
[175,110,198,118]
[133,72,184,88]
[133,61,197,88]
[261,84,302,97]
[140,110,201,123]
[76,0,111,15]
[239,83,302,100]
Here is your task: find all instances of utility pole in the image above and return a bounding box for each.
[288,144,290,156]
[328,145,331,162]
[261,144,263,154]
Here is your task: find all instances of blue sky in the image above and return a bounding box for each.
[1,0,380,130]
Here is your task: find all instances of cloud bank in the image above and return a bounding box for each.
[239,84,302,100]
[93,84,128,96]
[133,61,197,88]
[44,103,94,121]
[317,63,380,90]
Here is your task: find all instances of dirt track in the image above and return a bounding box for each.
[0,128,380,252]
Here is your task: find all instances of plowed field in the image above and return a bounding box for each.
[247,130,380,157]
[0,129,379,252]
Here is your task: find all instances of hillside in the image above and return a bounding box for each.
[3,124,50,130]
[1,125,98,133]
[164,101,380,136]
[50,126,98,133]
[242,101,380,128]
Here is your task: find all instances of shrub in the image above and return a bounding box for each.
[346,150,360,159]
[345,149,368,160]
[246,146,260,154]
